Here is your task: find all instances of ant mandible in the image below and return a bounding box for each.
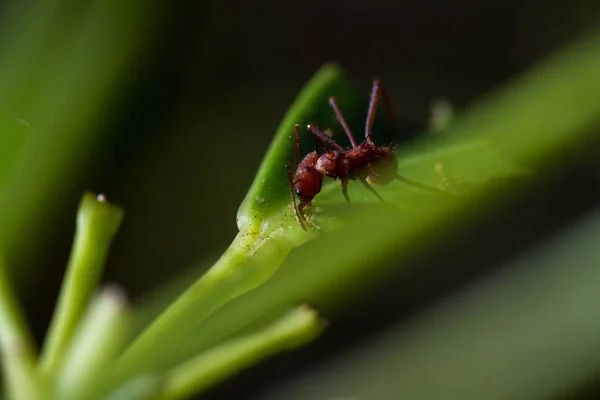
[286,79,451,230]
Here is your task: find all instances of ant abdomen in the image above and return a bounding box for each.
[366,147,397,185]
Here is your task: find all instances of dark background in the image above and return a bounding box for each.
[8,0,598,398]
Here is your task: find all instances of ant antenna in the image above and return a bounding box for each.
[328,97,357,148]
[365,80,381,144]
[307,124,345,153]
[286,161,306,230]
[294,124,300,170]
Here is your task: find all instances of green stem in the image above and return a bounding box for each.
[39,192,123,377]
[0,257,43,400]
[106,375,161,400]
[54,285,131,400]
[116,228,295,379]
[154,305,324,400]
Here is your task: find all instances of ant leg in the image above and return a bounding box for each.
[328,97,358,148]
[286,161,306,230]
[395,173,458,199]
[358,176,386,203]
[307,124,345,152]
[341,179,351,204]
[366,79,398,144]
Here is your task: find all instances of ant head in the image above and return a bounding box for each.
[294,166,323,202]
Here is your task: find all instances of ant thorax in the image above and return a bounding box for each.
[345,142,378,172]
[315,150,344,179]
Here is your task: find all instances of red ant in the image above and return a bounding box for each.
[286,79,451,230]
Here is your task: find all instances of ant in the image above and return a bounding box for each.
[285,124,322,230]
[286,79,452,230]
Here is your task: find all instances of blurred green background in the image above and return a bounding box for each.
[0,0,599,398]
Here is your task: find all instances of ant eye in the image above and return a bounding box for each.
[295,189,303,196]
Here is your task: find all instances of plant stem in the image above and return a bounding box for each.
[39,192,123,377]
[0,257,43,400]
[106,375,162,400]
[116,228,295,379]
[154,305,324,400]
[54,285,130,400]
